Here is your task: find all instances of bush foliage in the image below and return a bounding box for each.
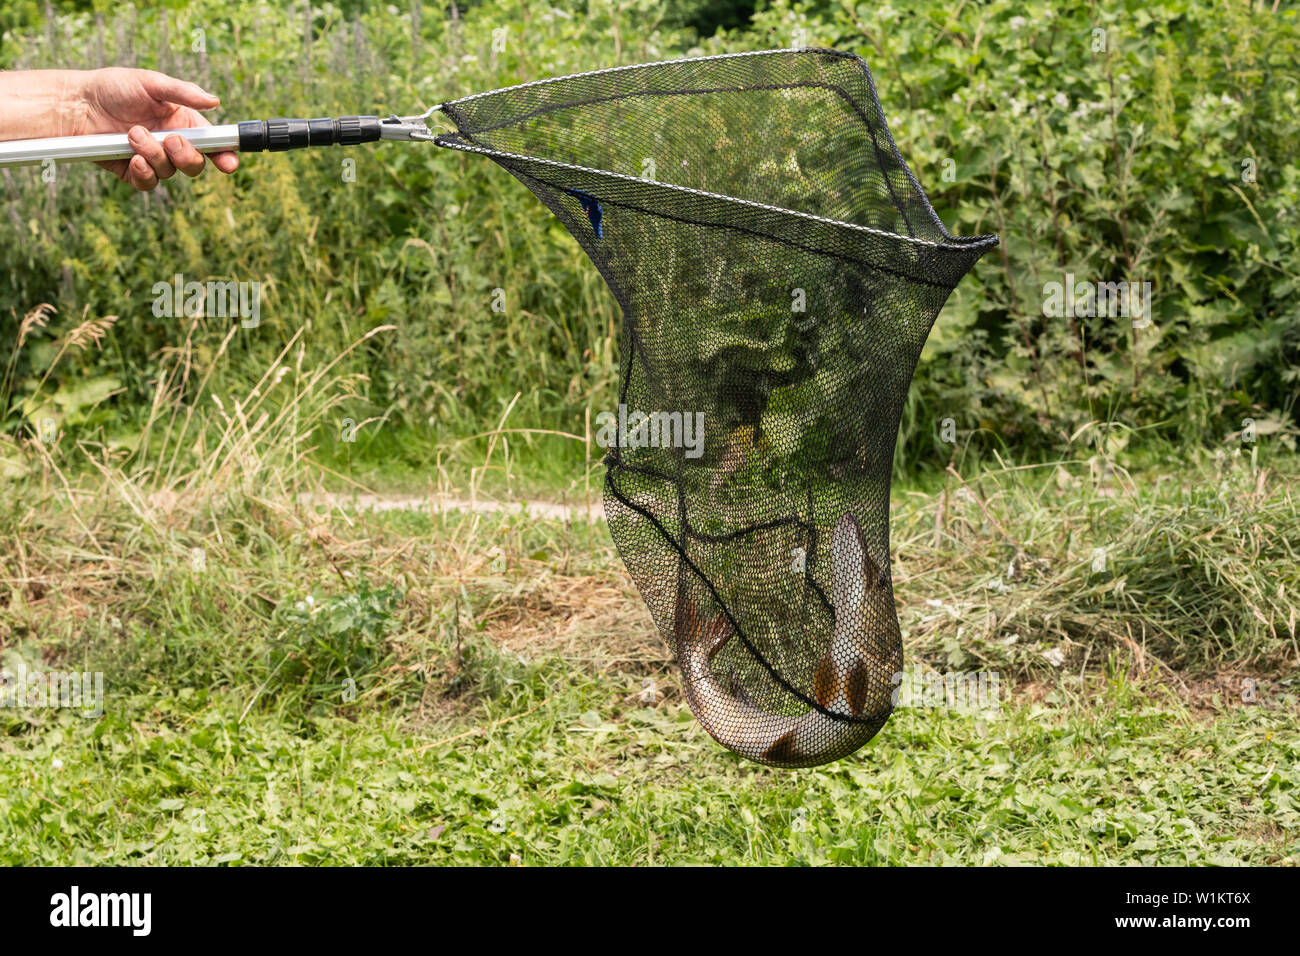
[1,0,1297,475]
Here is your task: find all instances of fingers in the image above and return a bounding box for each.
[209,151,240,174]
[140,71,220,112]
[94,158,131,182]
[116,152,238,192]
[110,104,241,190]
[122,71,237,188]
[127,125,175,184]
[163,134,206,177]
[127,154,158,191]
[111,132,239,191]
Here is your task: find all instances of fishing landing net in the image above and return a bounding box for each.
[435,48,998,767]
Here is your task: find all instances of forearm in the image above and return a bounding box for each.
[0,70,90,140]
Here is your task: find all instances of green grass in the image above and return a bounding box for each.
[1,446,1297,865]
[312,420,601,502]
[2,648,1295,866]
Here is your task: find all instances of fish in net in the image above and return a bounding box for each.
[434,48,998,767]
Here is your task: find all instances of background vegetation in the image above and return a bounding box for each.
[1,0,1297,483]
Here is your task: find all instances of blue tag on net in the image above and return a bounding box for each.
[562,188,604,238]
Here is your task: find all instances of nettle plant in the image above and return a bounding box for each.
[274,578,404,708]
[747,0,1299,463]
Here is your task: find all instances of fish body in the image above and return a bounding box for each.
[674,512,902,766]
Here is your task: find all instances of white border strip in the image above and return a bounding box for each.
[436,138,996,252]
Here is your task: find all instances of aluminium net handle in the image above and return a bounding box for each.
[0,115,398,168]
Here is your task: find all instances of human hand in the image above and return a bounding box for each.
[74,68,239,190]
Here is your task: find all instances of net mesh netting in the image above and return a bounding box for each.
[435,48,998,767]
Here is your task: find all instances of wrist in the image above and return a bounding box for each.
[0,69,91,140]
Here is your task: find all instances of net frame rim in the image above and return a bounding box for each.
[435,46,999,253]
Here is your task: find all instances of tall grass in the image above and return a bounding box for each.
[3,295,1296,682]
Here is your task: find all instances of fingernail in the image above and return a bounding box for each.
[164,136,182,154]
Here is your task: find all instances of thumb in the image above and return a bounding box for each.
[142,71,220,111]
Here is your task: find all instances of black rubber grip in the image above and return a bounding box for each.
[237,116,382,153]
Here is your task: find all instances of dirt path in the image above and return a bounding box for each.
[305,492,605,523]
